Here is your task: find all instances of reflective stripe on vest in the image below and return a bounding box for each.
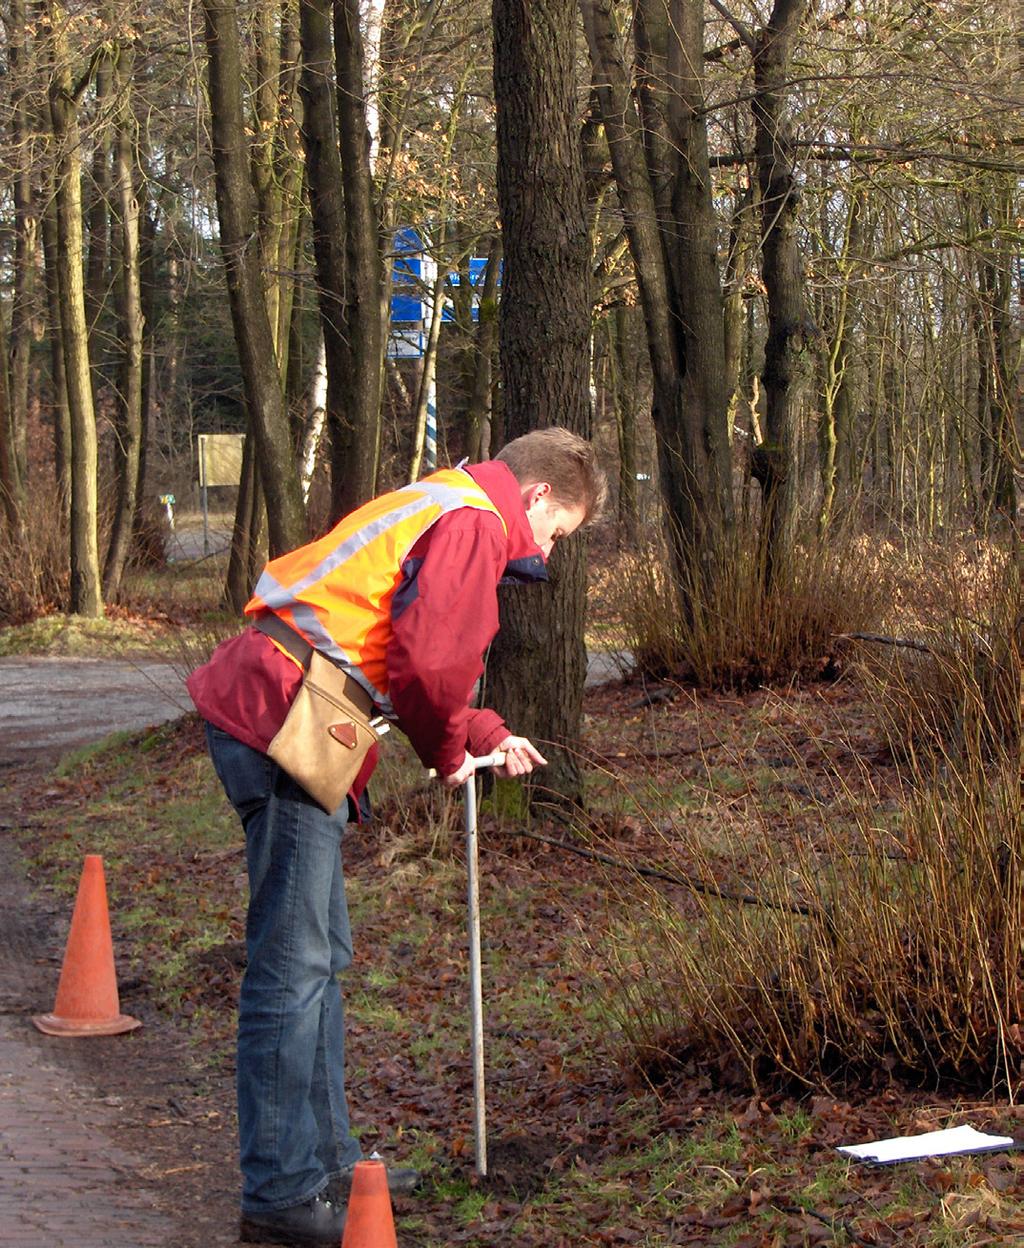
[244,469,506,702]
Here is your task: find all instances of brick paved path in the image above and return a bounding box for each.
[0,1022,173,1246]
[0,832,175,1247]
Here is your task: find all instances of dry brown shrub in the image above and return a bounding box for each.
[866,537,1022,766]
[0,484,70,624]
[600,537,1023,1095]
[607,521,891,690]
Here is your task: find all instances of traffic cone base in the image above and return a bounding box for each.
[31,854,141,1038]
[342,1159,398,1248]
[32,1010,141,1037]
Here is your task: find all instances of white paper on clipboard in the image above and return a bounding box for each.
[838,1124,1017,1165]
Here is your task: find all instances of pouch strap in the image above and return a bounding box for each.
[253,613,374,719]
[253,611,314,668]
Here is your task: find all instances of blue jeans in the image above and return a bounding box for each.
[205,724,363,1213]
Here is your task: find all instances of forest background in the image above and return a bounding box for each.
[0,0,1022,1244]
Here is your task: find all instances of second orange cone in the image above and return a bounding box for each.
[342,1159,398,1248]
[32,854,141,1037]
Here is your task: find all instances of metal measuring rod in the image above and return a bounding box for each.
[462,751,505,1177]
[427,750,507,1177]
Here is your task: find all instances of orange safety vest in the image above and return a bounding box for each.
[244,468,506,703]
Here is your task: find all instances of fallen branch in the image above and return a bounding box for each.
[497,827,821,919]
[837,632,931,654]
[771,1202,874,1247]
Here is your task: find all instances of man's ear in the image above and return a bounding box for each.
[523,481,551,509]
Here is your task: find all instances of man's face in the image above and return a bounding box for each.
[523,483,587,559]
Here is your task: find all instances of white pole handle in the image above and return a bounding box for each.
[426,751,506,780]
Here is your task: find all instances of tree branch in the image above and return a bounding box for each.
[497,827,822,919]
[706,0,756,51]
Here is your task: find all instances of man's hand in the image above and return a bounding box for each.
[439,737,547,787]
[492,735,547,778]
[441,753,476,788]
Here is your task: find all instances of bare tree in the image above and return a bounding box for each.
[330,0,384,514]
[297,0,384,521]
[488,0,592,810]
[746,0,811,583]
[102,37,145,600]
[582,0,734,606]
[6,0,36,516]
[44,0,103,616]
[202,0,307,557]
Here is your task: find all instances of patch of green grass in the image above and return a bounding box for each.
[54,730,142,777]
[799,1158,850,1204]
[453,1188,490,1224]
[776,1106,814,1141]
[0,615,152,657]
[347,992,404,1031]
[364,966,400,991]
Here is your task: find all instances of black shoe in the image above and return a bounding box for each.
[238,1191,346,1246]
[328,1160,422,1203]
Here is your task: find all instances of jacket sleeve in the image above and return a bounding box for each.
[385,511,509,774]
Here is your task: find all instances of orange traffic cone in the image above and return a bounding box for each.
[32,854,141,1037]
[342,1160,398,1248]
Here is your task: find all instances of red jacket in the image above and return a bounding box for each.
[186,460,547,787]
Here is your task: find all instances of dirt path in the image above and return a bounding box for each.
[0,657,190,763]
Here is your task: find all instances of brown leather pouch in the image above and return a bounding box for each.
[258,621,380,816]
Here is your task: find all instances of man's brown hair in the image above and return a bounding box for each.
[495,428,607,523]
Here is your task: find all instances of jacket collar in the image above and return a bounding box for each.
[465,460,548,584]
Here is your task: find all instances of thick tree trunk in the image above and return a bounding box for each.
[46,0,103,617]
[203,0,307,557]
[298,0,349,488]
[331,0,384,515]
[298,0,381,521]
[252,0,304,375]
[274,10,305,388]
[659,0,735,555]
[490,0,592,811]
[749,0,809,585]
[103,47,145,600]
[582,0,733,601]
[221,0,302,586]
